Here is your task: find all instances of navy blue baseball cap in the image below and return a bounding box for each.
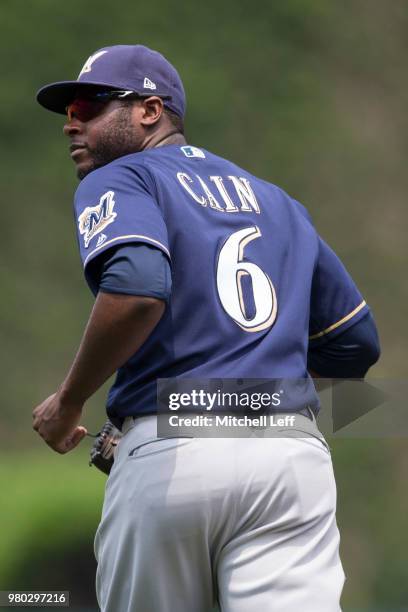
[36,44,186,118]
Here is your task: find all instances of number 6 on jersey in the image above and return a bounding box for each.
[216,226,278,332]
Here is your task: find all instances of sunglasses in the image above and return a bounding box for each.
[65,89,171,122]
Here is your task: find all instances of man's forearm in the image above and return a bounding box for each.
[58,292,165,405]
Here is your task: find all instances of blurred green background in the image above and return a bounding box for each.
[1,0,407,610]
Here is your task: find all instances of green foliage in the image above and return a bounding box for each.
[0,449,104,607]
[332,439,408,608]
[0,450,104,584]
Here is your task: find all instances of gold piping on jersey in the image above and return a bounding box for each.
[309,300,367,340]
[83,234,170,267]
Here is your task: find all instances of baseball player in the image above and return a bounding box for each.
[33,45,380,612]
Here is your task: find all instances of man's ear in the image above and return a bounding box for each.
[138,96,165,127]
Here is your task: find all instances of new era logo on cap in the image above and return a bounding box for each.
[143,77,157,90]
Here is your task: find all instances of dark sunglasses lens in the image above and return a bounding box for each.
[66,98,106,122]
[93,91,115,101]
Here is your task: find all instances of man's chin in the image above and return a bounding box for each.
[77,167,89,181]
[75,158,110,180]
[75,150,127,180]
[76,161,95,181]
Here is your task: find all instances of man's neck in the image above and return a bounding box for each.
[143,131,187,150]
[154,132,187,148]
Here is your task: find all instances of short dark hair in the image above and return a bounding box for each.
[164,107,185,135]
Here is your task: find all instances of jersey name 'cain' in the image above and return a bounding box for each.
[176,173,260,214]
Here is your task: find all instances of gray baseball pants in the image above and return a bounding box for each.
[95,414,344,611]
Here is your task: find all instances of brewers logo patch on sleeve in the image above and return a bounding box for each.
[78,190,117,248]
[73,160,170,270]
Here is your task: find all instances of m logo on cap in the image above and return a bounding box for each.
[143,77,157,90]
[78,50,108,78]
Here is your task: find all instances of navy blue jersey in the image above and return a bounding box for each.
[74,144,368,423]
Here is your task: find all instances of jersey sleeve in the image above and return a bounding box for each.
[308,311,380,376]
[85,243,172,301]
[73,160,170,271]
[290,197,314,225]
[309,237,369,344]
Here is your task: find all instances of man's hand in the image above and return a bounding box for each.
[32,293,165,454]
[33,393,87,454]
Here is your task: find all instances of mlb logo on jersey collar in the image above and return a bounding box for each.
[181,146,206,159]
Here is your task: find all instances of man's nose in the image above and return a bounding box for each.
[63,117,83,137]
